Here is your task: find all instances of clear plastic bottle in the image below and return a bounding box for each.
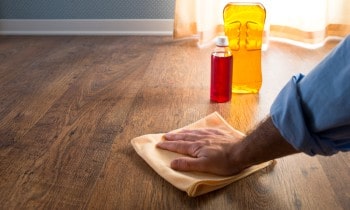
[223,2,266,93]
[210,36,233,103]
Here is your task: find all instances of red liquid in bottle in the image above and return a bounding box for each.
[210,55,233,102]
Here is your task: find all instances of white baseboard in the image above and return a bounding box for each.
[0,19,174,35]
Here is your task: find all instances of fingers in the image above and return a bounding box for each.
[170,154,240,176]
[156,128,239,176]
[157,128,229,156]
[164,128,226,142]
[177,128,226,136]
[163,132,191,141]
[187,128,226,136]
[170,157,206,173]
[156,140,201,157]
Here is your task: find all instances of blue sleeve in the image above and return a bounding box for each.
[270,35,350,156]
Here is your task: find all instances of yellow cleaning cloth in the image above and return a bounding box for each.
[131,112,274,197]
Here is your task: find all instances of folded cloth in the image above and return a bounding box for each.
[131,112,274,197]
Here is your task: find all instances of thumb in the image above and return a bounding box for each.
[170,157,205,172]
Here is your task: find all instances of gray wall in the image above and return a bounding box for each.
[0,0,175,19]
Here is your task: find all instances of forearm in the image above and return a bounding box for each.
[233,116,300,169]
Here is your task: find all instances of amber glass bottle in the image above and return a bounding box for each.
[223,3,266,93]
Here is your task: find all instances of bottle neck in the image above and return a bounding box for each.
[212,45,232,57]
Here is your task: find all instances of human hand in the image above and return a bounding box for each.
[156,128,247,176]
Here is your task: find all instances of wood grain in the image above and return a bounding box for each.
[0,36,348,209]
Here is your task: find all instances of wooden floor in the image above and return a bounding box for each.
[0,36,349,209]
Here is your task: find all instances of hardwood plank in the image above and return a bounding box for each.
[0,37,94,145]
[317,152,350,209]
[0,36,155,209]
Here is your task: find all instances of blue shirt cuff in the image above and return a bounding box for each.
[270,74,337,156]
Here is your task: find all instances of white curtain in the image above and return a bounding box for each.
[173,0,350,47]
